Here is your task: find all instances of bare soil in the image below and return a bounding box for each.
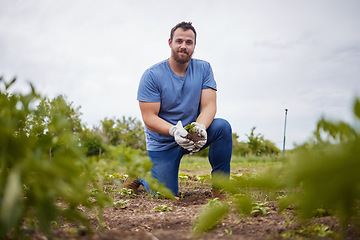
[25,174,359,240]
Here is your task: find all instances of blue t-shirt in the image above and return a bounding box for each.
[137,58,217,151]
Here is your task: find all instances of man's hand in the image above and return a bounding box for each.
[191,122,207,150]
[169,121,194,152]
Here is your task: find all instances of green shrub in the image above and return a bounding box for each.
[232,133,251,156]
[193,98,360,237]
[274,98,360,235]
[0,78,111,237]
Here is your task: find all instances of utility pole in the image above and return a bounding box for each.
[282,109,288,156]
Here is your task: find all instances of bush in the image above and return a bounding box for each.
[0,78,111,237]
[272,98,360,236]
[193,98,360,237]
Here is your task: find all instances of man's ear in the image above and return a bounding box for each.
[168,38,172,47]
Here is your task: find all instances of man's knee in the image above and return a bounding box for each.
[212,118,232,136]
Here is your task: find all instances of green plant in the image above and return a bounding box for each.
[194,174,210,183]
[120,188,136,198]
[104,186,118,194]
[154,204,173,212]
[193,198,230,233]
[113,200,129,209]
[80,127,106,156]
[232,133,251,156]
[225,227,232,235]
[96,116,146,152]
[246,127,264,156]
[251,202,270,216]
[184,123,196,133]
[178,172,189,181]
[245,127,280,156]
[0,77,111,238]
[280,224,338,238]
[272,98,360,236]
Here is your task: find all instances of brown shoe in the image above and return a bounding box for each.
[124,177,141,193]
[211,188,227,200]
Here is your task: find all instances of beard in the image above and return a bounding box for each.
[171,48,194,64]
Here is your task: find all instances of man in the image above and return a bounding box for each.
[127,22,232,198]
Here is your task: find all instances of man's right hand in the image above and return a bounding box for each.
[169,121,194,152]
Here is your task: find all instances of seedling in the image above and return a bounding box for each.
[113,200,129,209]
[105,185,118,194]
[225,227,232,235]
[155,192,167,199]
[154,204,173,212]
[184,123,196,133]
[120,188,136,198]
[178,172,189,181]
[280,224,337,238]
[195,174,210,183]
[251,202,270,216]
[204,198,224,207]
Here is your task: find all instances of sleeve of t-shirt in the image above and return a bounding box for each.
[202,62,217,91]
[137,69,161,102]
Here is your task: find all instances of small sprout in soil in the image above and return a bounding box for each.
[88,188,98,196]
[154,204,173,212]
[280,224,337,239]
[155,192,167,199]
[251,202,270,216]
[113,200,129,209]
[104,173,125,185]
[120,188,136,198]
[105,185,118,194]
[225,227,233,235]
[205,197,222,206]
[179,172,189,181]
[195,174,210,183]
[51,221,59,228]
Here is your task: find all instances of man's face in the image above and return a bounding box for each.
[169,28,196,64]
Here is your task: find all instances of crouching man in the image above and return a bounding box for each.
[126,22,232,199]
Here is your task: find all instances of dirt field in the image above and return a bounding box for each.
[26,172,359,240]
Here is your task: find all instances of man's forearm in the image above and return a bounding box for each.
[143,115,173,136]
[196,106,216,129]
[196,88,217,129]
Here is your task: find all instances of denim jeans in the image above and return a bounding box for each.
[139,118,232,196]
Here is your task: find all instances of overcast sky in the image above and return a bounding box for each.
[1,0,359,149]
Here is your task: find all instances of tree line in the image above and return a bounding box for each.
[27,94,280,157]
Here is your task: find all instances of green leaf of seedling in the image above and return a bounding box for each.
[154,204,173,212]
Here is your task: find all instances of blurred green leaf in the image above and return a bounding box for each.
[0,169,22,231]
[275,98,360,234]
[193,200,229,233]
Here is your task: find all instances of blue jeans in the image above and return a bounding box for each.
[139,118,232,196]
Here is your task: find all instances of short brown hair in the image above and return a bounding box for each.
[170,22,197,42]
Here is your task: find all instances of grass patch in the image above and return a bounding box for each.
[179,155,281,174]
